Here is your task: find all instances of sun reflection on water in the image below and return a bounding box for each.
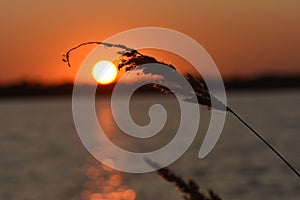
[81,158,136,200]
[79,97,137,200]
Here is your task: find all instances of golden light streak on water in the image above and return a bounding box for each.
[81,157,136,200]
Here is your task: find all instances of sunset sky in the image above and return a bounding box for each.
[1,0,299,84]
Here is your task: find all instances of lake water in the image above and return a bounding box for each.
[0,90,299,200]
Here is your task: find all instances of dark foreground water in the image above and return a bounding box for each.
[0,90,299,200]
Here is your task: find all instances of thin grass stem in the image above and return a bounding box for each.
[227,107,300,179]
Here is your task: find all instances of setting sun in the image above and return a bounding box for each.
[92,60,118,84]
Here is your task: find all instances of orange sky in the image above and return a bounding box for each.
[0,0,299,84]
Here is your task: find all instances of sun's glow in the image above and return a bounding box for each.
[92,60,118,84]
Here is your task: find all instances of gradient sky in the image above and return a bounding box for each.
[1,0,299,84]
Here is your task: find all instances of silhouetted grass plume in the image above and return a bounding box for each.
[63,42,300,191]
[145,158,222,200]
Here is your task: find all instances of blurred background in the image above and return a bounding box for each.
[0,1,300,200]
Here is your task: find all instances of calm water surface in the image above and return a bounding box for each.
[0,90,299,200]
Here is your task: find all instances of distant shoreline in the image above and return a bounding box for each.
[0,75,299,98]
